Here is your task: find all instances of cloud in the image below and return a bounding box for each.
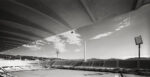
[45,36,66,52]
[22,40,50,50]
[45,30,82,52]
[22,44,41,50]
[115,17,130,31]
[74,49,81,52]
[90,16,131,40]
[91,32,113,40]
[23,29,82,53]
[34,40,47,46]
[60,30,81,45]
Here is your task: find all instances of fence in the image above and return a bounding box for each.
[50,59,150,70]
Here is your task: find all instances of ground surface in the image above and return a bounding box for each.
[11,69,148,77]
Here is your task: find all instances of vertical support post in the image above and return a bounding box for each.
[57,52,58,58]
[84,41,86,62]
[20,56,22,60]
[103,60,105,67]
[116,60,119,68]
[137,44,141,69]
[134,35,143,69]
[56,50,59,58]
[138,44,141,59]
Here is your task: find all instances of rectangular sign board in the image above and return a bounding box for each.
[135,35,143,45]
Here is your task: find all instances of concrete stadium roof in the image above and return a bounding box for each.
[0,0,149,51]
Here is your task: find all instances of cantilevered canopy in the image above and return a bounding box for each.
[0,0,149,51]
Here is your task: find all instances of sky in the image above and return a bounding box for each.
[1,4,150,59]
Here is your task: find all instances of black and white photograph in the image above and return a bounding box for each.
[0,0,150,77]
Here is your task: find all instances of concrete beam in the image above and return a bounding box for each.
[80,0,96,23]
